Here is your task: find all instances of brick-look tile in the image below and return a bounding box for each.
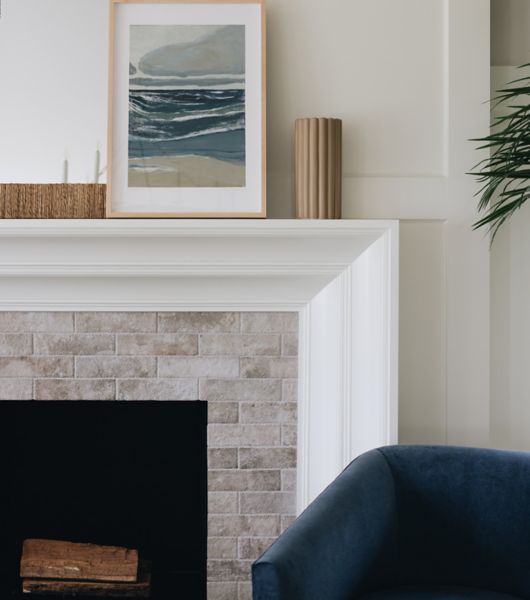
[35,379,115,401]
[159,312,239,333]
[0,357,73,377]
[208,448,238,470]
[238,582,253,600]
[208,492,239,514]
[208,402,239,424]
[0,378,33,400]
[0,312,73,333]
[200,334,280,356]
[239,448,296,470]
[281,469,297,492]
[281,515,296,532]
[117,334,197,356]
[281,424,297,446]
[208,515,280,537]
[207,582,238,600]
[0,334,32,356]
[282,379,298,403]
[207,559,252,582]
[76,356,156,378]
[75,312,156,333]
[241,313,298,334]
[239,402,297,424]
[200,379,281,402]
[240,492,297,515]
[208,538,238,559]
[117,378,197,401]
[159,357,239,378]
[240,357,297,379]
[238,538,276,560]
[34,334,115,356]
[0,310,299,598]
[281,402,297,423]
[281,333,299,356]
[208,424,280,448]
[209,470,281,492]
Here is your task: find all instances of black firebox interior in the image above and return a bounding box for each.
[0,401,207,599]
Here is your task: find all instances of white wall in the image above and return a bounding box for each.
[267,0,446,218]
[272,0,491,447]
[1,0,446,202]
[489,2,530,450]
[399,222,446,444]
[0,0,492,448]
[489,67,530,449]
[0,0,108,183]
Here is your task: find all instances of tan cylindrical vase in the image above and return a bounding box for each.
[294,118,342,219]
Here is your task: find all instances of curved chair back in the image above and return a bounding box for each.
[253,445,530,599]
[377,446,530,596]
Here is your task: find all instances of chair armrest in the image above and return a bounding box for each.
[252,449,398,600]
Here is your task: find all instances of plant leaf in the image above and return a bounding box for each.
[470,63,530,244]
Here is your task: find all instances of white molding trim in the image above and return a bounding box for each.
[0,219,399,510]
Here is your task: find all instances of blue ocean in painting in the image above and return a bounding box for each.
[128,89,245,164]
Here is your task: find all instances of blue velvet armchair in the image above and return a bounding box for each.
[252,445,530,600]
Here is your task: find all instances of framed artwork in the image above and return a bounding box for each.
[107,0,266,218]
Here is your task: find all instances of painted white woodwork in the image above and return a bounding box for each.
[271,0,491,447]
[0,219,399,510]
[344,1,490,447]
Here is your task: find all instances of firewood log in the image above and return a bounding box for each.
[22,562,151,598]
[20,539,139,583]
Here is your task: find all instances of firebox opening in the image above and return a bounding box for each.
[0,400,207,599]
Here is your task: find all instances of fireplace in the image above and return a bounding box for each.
[0,219,399,599]
[0,401,207,599]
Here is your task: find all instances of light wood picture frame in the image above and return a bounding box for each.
[107,0,266,218]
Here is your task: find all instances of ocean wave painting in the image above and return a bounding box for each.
[128,25,246,188]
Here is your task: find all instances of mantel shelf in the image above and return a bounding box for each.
[0,218,391,237]
[0,219,395,301]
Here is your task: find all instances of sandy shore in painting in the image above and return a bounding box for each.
[128,155,245,188]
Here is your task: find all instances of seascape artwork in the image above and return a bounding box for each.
[128,25,246,188]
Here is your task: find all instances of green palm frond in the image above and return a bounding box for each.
[469,63,530,242]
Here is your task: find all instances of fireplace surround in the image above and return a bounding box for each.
[0,310,298,600]
[0,219,399,600]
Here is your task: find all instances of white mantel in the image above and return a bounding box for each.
[0,219,398,509]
